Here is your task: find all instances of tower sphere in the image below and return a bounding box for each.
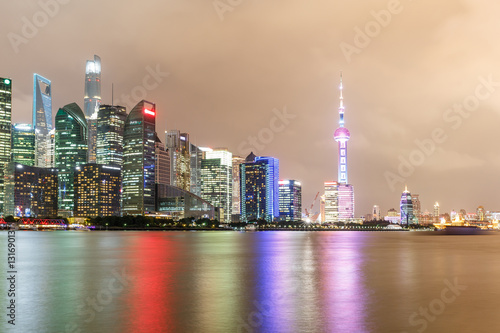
[334,127,350,141]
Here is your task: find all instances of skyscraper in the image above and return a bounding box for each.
[122,100,156,215]
[279,180,302,221]
[166,130,191,191]
[96,104,126,166]
[373,205,381,220]
[74,164,121,217]
[201,148,233,222]
[11,123,35,166]
[411,194,421,224]
[33,74,52,168]
[232,155,245,219]
[190,143,205,196]
[84,55,102,163]
[333,73,354,220]
[240,153,279,222]
[0,77,12,212]
[155,135,170,186]
[54,103,88,216]
[323,181,338,223]
[400,186,414,225]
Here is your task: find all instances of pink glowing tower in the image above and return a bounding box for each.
[334,73,354,219]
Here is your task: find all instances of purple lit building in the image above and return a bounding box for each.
[333,73,354,220]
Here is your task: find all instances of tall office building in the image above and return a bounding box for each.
[4,162,58,217]
[323,181,339,223]
[201,148,233,222]
[11,124,35,166]
[84,55,102,163]
[333,73,354,220]
[232,155,245,218]
[166,130,191,191]
[54,103,88,216]
[372,205,381,220]
[0,77,12,212]
[190,143,204,196]
[96,104,126,166]
[411,194,421,224]
[434,202,440,217]
[33,74,52,168]
[400,186,414,225]
[240,153,279,222]
[279,180,302,221]
[74,164,121,217]
[155,135,170,186]
[122,100,156,215]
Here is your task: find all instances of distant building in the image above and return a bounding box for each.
[122,100,156,215]
[323,181,338,223]
[156,184,215,220]
[201,149,233,222]
[190,143,205,196]
[476,206,486,221]
[33,74,52,168]
[84,55,102,163]
[74,164,121,217]
[11,123,35,166]
[155,136,170,186]
[384,208,400,224]
[279,180,302,221]
[338,184,354,220]
[0,77,12,212]
[434,202,440,222]
[400,186,414,225]
[4,162,58,217]
[373,205,381,220]
[411,194,420,223]
[96,105,126,167]
[54,103,88,216]
[240,153,279,222]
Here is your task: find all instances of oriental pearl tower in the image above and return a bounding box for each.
[334,73,354,220]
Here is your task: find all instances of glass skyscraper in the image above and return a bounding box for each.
[122,100,156,215]
[240,153,279,223]
[84,55,102,163]
[400,186,414,225]
[323,181,339,223]
[201,149,233,223]
[0,77,12,213]
[166,130,191,191]
[279,180,302,221]
[231,155,245,219]
[33,74,52,168]
[11,123,35,166]
[54,103,88,216]
[96,104,126,166]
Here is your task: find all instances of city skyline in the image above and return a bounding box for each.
[3,1,500,215]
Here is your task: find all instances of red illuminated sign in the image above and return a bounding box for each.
[144,108,156,116]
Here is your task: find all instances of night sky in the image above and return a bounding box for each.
[2,0,500,217]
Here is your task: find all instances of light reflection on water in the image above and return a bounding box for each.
[1,231,500,333]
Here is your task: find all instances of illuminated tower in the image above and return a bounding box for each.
[400,186,414,225]
[33,74,52,167]
[333,73,354,220]
[0,77,12,212]
[84,55,101,163]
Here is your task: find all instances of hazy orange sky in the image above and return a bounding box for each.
[2,0,500,217]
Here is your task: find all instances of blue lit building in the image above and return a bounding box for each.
[240,152,279,222]
[279,180,302,221]
[400,186,414,225]
[33,74,52,168]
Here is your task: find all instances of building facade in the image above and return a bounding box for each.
[0,77,12,213]
[4,162,58,217]
[122,100,156,215]
[240,153,279,222]
[12,123,35,166]
[54,103,88,216]
[323,181,339,223]
[155,136,170,186]
[84,55,102,163]
[166,130,191,191]
[201,149,233,223]
[96,104,126,166]
[373,205,381,220]
[231,155,245,219]
[33,74,52,168]
[279,180,302,221]
[400,186,414,225]
[73,164,121,217]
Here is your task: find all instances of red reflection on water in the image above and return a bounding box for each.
[122,234,178,333]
